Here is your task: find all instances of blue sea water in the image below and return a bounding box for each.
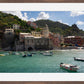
[0,50,84,73]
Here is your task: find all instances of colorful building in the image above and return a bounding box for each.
[16,24,53,51]
[18,32,53,51]
[31,31,42,37]
[13,24,20,30]
[19,33,32,42]
[49,33,64,48]
[27,21,38,29]
[64,36,84,47]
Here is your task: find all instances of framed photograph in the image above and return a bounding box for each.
[0,3,84,81]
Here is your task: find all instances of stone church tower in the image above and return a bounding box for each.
[43,24,49,38]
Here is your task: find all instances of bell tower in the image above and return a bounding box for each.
[43,24,49,38]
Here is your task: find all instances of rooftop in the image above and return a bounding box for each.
[20,33,31,34]
[65,36,75,38]
[24,35,42,38]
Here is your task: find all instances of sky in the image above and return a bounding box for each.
[2,11,84,30]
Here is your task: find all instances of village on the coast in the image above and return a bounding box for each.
[0,11,84,72]
[0,22,84,51]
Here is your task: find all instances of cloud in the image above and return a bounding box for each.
[23,12,28,20]
[76,21,84,25]
[29,18,36,22]
[2,11,28,21]
[36,12,49,20]
[29,12,50,22]
[3,11,50,22]
[70,11,84,17]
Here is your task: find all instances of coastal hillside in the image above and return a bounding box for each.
[0,12,33,31]
[35,20,84,36]
[0,12,35,48]
[0,11,84,37]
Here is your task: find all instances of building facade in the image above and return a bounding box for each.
[27,21,38,29]
[31,31,42,37]
[13,24,20,30]
[49,33,64,48]
[64,36,84,47]
[42,24,49,38]
[15,24,53,51]
[24,36,53,51]
[19,33,32,42]
[3,28,14,49]
[4,28,14,34]
[4,28,14,39]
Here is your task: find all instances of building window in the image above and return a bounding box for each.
[37,40,39,43]
[32,40,33,43]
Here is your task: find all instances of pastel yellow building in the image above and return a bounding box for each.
[31,31,42,37]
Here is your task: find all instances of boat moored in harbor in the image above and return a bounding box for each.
[31,52,36,54]
[74,57,84,61]
[4,53,9,55]
[22,55,27,57]
[0,54,5,56]
[60,63,79,72]
[28,54,32,57]
[43,51,53,56]
[12,52,19,55]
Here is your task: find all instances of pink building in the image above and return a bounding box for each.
[27,21,38,29]
[49,33,63,48]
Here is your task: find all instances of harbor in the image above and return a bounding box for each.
[0,49,84,73]
[0,11,84,73]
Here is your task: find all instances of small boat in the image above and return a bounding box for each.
[43,51,53,56]
[22,55,27,57]
[31,52,36,54]
[4,53,9,55]
[12,52,19,55]
[21,52,25,55]
[40,51,44,54]
[9,51,12,55]
[40,52,43,54]
[0,54,5,56]
[74,57,84,61]
[28,54,32,57]
[60,63,79,72]
[15,52,19,55]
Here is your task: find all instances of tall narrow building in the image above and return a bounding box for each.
[43,24,49,38]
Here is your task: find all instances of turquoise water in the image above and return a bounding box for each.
[0,50,84,73]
